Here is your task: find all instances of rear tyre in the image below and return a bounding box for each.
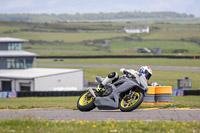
[119,91,144,112]
[77,91,96,112]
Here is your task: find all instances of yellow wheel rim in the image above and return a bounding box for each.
[79,92,94,106]
[120,92,140,108]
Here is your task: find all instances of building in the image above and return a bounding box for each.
[0,37,84,92]
[124,26,149,33]
[0,37,38,69]
[0,68,83,91]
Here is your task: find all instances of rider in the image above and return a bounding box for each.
[89,66,152,98]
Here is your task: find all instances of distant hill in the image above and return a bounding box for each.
[0,11,195,23]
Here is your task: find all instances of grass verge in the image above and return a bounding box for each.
[0,119,199,133]
[0,96,200,110]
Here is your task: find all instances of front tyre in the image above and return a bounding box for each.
[119,91,144,112]
[77,91,95,111]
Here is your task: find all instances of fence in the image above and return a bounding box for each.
[0,89,199,98]
[38,55,200,59]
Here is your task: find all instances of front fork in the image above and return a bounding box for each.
[125,89,137,101]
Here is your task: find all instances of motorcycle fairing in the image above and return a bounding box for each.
[94,75,148,110]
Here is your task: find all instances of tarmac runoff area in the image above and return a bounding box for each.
[0,108,200,122]
[37,64,200,72]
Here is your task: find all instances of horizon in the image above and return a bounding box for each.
[0,0,199,17]
[0,11,195,15]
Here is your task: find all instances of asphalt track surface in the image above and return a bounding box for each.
[0,108,200,122]
[37,63,200,72]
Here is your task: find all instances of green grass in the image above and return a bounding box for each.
[24,40,200,55]
[1,22,200,55]
[0,96,200,110]
[0,97,78,109]
[172,96,200,107]
[110,40,200,54]
[0,26,21,33]
[36,65,200,89]
[0,31,129,42]
[23,43,98,55]
[142,30,200,40]
[0,119,199,133]
[36,58,200,89]
[83,68,200,89]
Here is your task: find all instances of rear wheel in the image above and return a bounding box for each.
[119,91,144,112]
[77,91,95,111]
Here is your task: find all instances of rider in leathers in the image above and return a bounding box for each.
[89,66,152,109]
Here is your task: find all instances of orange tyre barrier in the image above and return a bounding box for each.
[144,86,172,105]
[155,86,172,94]
[147,86,156,95]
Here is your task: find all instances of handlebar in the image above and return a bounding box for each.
[120,68,138,79]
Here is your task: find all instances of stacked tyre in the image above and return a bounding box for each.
[143,86,172,105]
[155,86,172,104]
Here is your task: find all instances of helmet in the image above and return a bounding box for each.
[139,66,152,80]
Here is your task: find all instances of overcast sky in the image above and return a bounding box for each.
[0,0,199,17]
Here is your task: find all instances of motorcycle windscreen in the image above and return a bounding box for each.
[145,70,152,80]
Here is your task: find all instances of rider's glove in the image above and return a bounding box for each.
[120,68,126,74]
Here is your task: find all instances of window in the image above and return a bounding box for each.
[15,59,25,69]
[20,83,31,92]
[26,58,33,68]
[7,59,15,69]
[7,58,33,69]
[8,43,22,50]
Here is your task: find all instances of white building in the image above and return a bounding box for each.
[124,26,149,33]
[0,68,84,91]
[0,37,84,92]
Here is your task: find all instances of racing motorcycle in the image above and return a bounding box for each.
[77,70,148,112]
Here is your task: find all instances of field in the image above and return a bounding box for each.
[142,30,200,40]
[0,119,199,133]
[0,96,200,110]
[2,31,129,42]
[1,21,200,55]
[110,40,200,53]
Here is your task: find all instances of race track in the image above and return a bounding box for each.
[37,64,200,72]
[0,108,200,122]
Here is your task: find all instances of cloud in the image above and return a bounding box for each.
[0,0,34,10]
[0,0,199,16]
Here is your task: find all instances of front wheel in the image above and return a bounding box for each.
[119,91,144,112]
[77,91,96,111]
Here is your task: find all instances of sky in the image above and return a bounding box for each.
[0,0,199,17]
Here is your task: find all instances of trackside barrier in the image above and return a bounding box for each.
[172,89,184,96]
[4,90,199,98]
[38,55,200,59]
[17,91,87,97]
[0,91,17,98]
[143,86,172,105]
[184,90,200,96]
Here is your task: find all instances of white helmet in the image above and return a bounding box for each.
[139,66,152,80]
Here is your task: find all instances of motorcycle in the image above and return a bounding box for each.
[77,70,148,112]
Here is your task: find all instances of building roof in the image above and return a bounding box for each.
[0,37,29,43]
[0,68,83,79]
[0,50,39,57]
